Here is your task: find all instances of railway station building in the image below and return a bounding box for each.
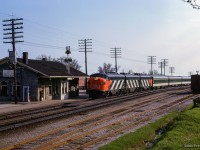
[0,52,88,102]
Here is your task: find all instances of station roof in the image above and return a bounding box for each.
[0,57,88,78]
[18,58,88,78]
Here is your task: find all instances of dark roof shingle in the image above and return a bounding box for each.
[17,58,87,77]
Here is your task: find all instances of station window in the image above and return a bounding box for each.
[49,82,52,95]
[0,81,8,96]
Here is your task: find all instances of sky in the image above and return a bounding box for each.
[0,0,200,76]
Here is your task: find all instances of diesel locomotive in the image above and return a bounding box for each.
[87,73,191,98]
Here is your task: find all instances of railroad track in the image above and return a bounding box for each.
[0,86,189,132]
[1,87,193,150]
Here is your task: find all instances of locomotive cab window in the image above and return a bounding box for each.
[90,74,107,79]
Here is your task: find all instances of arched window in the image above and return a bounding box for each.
[0,81,8,96]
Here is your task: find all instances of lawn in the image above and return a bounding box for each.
[100,105,200,150]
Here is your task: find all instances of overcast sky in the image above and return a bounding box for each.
[0,0,200,75]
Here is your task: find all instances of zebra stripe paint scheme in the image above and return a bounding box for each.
[126,80,140,89]
[110,80,125,91]
[125,79,150,89]
[141,80,150,87]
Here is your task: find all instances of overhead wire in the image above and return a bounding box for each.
[1,11,148,65]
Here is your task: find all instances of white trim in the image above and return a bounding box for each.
[23,86,30,102]
[110,80,117,90]
[119,80,124,89]
[130,80,134,88]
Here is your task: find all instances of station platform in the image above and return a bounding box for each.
[0,91,89,115]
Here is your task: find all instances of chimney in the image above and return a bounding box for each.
[23,52,28,64]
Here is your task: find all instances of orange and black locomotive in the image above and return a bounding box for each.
[87,73,191,98]
[87,73,153,98]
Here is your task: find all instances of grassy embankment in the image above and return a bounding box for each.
[100,104,200,150]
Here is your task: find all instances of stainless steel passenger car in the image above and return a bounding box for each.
[152,76,190,88]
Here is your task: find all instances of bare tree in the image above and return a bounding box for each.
[56,57,81,71]
[127,69,134,74]
[148,69,159,75]
[183,0,200,9]
[120,69,134,74]
[69,59,81,71]
[98,63,115,73]
[36,55,81,71]
[36,54,56,61]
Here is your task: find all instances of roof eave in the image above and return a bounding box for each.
[0,57,9,65]
[48,76,89,78]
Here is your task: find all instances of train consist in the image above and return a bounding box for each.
[87,73,191,98]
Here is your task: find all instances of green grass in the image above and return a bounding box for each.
[153,107,200,150]
[100,105,200,150]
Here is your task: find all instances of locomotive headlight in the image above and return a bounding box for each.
[100,81,106,85]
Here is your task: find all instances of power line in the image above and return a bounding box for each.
[0,12,14,17]
[23,42,65,49]
[19,41,148,65]
[19,41,79,51]
[0,12,170,73]
[0,11,155,63]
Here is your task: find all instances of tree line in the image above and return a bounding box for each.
[36,54,159,75]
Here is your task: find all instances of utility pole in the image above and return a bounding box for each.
[161,59,168,76]
[148,56,156,75]
[2,18,24,104]
[158,61,163,76]
[78,39,92,75]
[79,39,92,90]
[169,67,175,76]
[110,47,121,73]
[65,46,72,74]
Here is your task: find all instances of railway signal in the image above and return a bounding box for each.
[2,17,24,104]
[65,46,72,74]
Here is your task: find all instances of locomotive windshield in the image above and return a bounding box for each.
[90,73,107,79]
